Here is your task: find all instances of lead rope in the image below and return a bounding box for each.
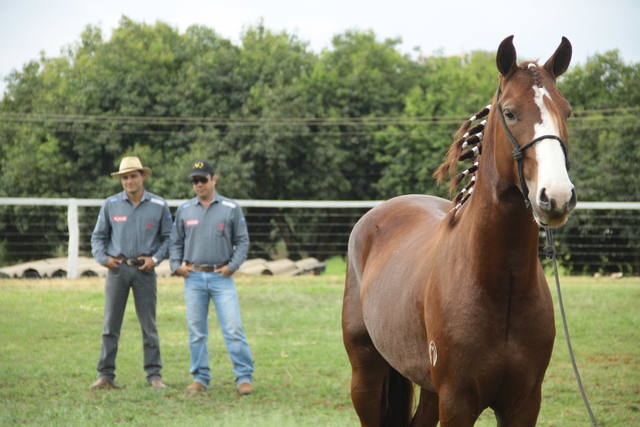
[544,228,599,426]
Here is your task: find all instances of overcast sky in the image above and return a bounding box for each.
[1,0,638,94]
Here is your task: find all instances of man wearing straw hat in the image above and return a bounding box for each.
[90,156,173,389]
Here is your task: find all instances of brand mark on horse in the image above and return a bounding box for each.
[428,341,438,367]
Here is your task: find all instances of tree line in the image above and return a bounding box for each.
[1,17,638,272]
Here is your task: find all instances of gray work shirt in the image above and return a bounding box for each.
[169,194,249,273]
[91,190,173,265]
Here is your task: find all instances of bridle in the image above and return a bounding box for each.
[495,85,570,209]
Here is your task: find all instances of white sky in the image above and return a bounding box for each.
[1,0,639,94]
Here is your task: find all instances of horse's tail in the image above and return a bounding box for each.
[382,367,414,427]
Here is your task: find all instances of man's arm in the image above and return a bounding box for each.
[227,206,249,273]
[151,201,173,265]
[91,202,112,266]
[169,207,186,273]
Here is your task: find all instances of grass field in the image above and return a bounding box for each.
[0,273,638,426]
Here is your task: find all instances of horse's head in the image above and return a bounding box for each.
[495,36,576,227]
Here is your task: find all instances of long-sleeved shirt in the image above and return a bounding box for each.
[169,194,249,273]
[91,190,172,265]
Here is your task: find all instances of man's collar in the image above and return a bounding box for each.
[195,193,220,206]
[122,190,148,203]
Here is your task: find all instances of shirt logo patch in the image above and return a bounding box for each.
[146,223,154,229]
[185,219,199,226]
[112,216,127,222]
[217,223,225,231]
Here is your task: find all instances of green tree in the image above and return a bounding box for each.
[310,30,421,199]
[1,18,638,267]
[553,51,640,274]
[375,51,496,197]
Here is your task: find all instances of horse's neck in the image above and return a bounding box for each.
[459,137,541,280]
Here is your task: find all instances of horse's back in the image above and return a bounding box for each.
[347,194,450,281]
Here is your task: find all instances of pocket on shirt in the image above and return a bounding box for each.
[144,221,159,235]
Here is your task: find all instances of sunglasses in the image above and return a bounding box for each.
[191,176,209,185]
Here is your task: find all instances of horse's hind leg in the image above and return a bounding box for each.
[346,337,392,426]
[343,266,390,426]
[411,388,439,427]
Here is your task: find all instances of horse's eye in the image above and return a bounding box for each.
[503,109,516,121]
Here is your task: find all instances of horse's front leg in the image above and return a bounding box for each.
[493,384,542,427]
[436,384,481,427]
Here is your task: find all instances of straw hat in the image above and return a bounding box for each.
[111,156,152,177]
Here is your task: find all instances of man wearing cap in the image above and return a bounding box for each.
[170,160,254,396]
[90,156,173,389]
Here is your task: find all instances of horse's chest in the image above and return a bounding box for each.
[424,301,555,395]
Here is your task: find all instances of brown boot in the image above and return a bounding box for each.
[185,381,206,394]
[90,377,118,390]
[149,378,167,388]
[237,382,254,396]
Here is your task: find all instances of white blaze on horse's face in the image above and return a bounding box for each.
[526,83,575,227]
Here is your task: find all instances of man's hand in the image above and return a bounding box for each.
[104,257,122,270]
[137,256,155,272]
[215,265,233,277]
[175,263,195,277]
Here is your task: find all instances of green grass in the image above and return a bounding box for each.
[0,275,638,426]
[323,256,347,276]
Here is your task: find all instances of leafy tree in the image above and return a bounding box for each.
[553,51,640,274]
[375,51,496,198]
[0,18,638,268]
[311,30,421,199]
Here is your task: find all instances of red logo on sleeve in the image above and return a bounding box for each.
[112,216,127,222]
[184,219,199,226]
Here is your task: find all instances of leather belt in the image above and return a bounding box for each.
[115,257,145,266]
[185,262,228,272]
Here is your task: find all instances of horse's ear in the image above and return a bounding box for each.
[496,35,517,77]
[544,36,572,79]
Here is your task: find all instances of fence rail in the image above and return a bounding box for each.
[1,198,639,277]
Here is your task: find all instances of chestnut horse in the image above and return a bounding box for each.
[342,36,576,426]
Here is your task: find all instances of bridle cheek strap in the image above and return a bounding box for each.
[495,88,569,209]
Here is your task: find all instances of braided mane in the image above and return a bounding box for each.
[434,104,491,209]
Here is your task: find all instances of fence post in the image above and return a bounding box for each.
[67,199,79,278]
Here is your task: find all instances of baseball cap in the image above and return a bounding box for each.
[189,160,215,177]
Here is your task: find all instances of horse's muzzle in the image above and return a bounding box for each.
[534,187,577,227]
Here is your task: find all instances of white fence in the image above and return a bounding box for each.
[1,197,639,278]
[0,197,385,278]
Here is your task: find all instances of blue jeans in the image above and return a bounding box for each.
[184,270,254,387]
